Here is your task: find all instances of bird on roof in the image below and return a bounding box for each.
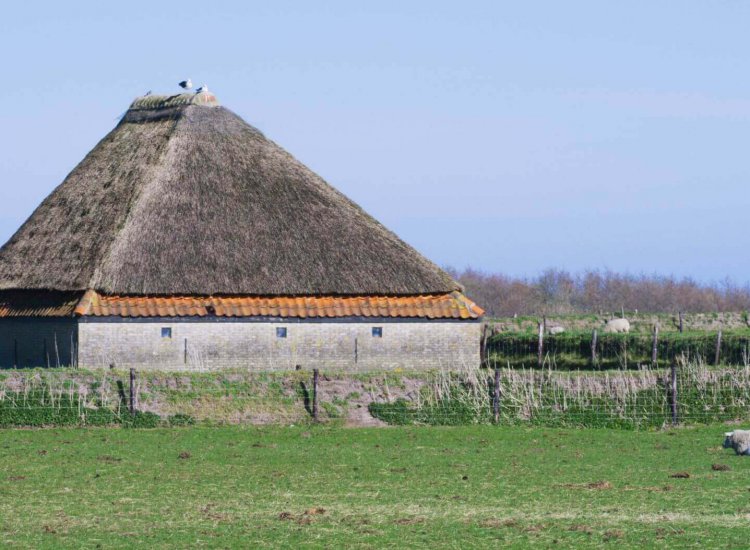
[178,79,193,90]
[196,84,209,94]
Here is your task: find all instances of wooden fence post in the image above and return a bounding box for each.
[312,368,319,420]
[493,367,501,423]
[537,322,544,368]
[129,368,136,415]
[670,360,678,425]
[591,329,598,367]
[714,330,722,366]
[480,323,489,367]
[651,324,659,366]
[678,311,684,333]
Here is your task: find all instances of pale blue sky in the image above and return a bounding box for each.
[0,2,747,282]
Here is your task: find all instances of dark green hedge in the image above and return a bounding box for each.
[0,390,193,428]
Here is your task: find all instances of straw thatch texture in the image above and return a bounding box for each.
[0,95,459,296]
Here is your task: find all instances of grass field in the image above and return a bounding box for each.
[0,424,748,548]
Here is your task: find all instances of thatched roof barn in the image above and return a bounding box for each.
[0,91,482,370]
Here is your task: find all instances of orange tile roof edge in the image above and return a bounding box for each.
[72,290,484,320]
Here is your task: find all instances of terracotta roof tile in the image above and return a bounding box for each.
[71,291,483,320]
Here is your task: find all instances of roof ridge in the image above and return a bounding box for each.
[128,92,219,111]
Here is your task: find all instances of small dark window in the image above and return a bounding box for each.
[372,327,383,338]
[161,327,172,339]
[276,327,288,338]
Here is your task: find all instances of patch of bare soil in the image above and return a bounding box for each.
[277,509,323,525]
[669,471,690,479]
[655,526,686,538]
[624,484,672,492]
[603,529,624,541]
[394,517,425,525]
[559,480,612,490]
[478,518,518,528]
[314,376,427,427]
[200,504,231,522]
[711,463,730,471]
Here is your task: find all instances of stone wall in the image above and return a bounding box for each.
[0,318,78,368]
[77,319,480,371]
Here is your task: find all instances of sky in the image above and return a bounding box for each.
[0,1,747,283]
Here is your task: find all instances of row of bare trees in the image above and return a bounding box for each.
[448,267,750,317]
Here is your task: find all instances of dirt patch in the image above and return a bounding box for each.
[178,451,192,460]
[200,504,230,522]
[587,480,612,489]
[559,480,612,490]
[669,471,690,479]
[625,484,672,492]
[479,518,518,528]
[394,517,425,525]
[277,510,318,525]
[603,529,624,541]
[655,527,686,538]
[568,524,593,534]
[712,463,731,471]
[97,455,122,464]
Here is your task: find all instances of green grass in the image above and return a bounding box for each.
[0,424,748,548]
[489,330,750,369]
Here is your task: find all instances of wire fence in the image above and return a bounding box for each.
[2,360,750,429]
[487,330,750,370]
[368,360,750,429]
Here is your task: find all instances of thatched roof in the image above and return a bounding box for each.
[0,92,460,296]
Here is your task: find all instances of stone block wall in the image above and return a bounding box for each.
[77,319,480,371]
